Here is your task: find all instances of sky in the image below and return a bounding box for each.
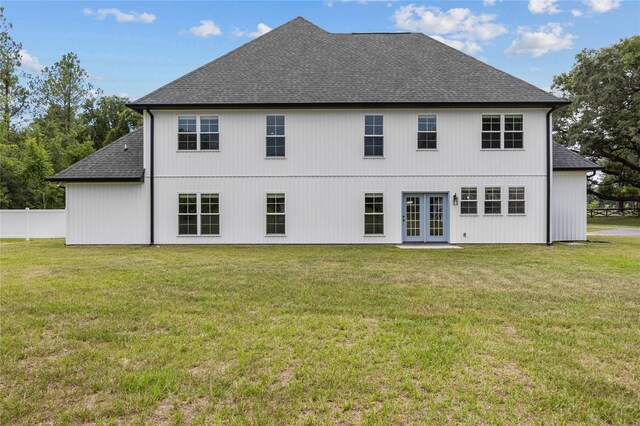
[5,0,640,101]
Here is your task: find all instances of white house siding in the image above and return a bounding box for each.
[552,171,587,241]
[136,107,551,244]
[65,183,149,244]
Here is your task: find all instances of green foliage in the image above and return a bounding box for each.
[0,11,141,209]
[553,36,640,204]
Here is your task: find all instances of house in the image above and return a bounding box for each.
[49,17,600,245]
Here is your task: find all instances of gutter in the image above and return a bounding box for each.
[546,106,559,245]
[147,109,155,246]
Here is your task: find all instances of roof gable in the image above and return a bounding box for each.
[129,17,566,109]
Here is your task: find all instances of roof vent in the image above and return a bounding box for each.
[124,144,128,151]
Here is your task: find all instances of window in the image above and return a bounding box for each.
[178,194,197,235]
[178,193,220,236]
[266,193,285,235]
[364,193,384,235]
[200,194,220,234]
[200,116,219,150]
[481,115,501,149]
[504,115,523,149]
[460,187,477,215]
[364,115,383,157]
[484,187,502,215]
[266,115,285,157]
[417,115,437,149]
[508,187,525,214]
[178,116,197,150]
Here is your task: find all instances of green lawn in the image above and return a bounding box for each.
[588,215,640,228]
[1,239,639,424]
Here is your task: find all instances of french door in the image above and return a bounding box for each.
[402,193,449,243]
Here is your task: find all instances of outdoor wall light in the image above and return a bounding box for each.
[453,193,459,206]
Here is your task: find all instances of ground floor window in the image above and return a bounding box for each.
[484,187,502,215]
[364,193,384,235]
[178,193,220,235]
[266,193,286,235]
[508,187,525,214]
[460,187,477,215]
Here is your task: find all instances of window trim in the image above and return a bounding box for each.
[364,192,385,236]
[265,192,286,236]
[481,114,502,150]
[363,114,384,158]
[417,113,438,151]
[265,114,286,158]
[480,113,525,151]
[177,115,221,152]
[507,186,526,215]
[460,187,478,216]
[483,186,502,216]
[177,192,221,237]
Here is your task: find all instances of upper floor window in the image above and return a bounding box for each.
[178,116,197,150]
[266,115,285,157]
[484,187,502,215]
[178,116,219,151]
[417,115,437,150]
[508,187,525,214]
[266,193,286,235]
[200,116,220,150]
[460,187,477,215]
[504,115,523,149]
[481,115,501,149]
[364,115,383,157]
[364,193,384,235]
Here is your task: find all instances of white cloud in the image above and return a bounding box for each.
[234,23,273,38]
[83,8,156,24]
[505,23,576,57]
[528,0,560,14]
[392,5,507,54]
[19,50,44,72]
[483,0,496,5]
[249,23,272,38]
[189,20,222,37]
[571,9,584,16]
[584,0,621,13]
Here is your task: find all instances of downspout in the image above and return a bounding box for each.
[147,109,155,246]
[546,106,558,245]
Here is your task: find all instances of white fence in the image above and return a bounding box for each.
[0,209,66,239]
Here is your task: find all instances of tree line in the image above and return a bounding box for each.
[0,7,141,209]
[1,8,638,209]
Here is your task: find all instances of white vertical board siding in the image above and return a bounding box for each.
[154,175,546,244]
[66,183,149,244]
[552,171,587,241]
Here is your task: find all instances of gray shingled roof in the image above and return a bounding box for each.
[48,128,144,182]
[553,143,601,170]
[129,17,566,109]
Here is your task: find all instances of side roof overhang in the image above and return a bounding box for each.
[47,128,144,183]
[552,143,603,171]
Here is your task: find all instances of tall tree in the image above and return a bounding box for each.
[81,95,142,149]
[553,36,640,204]
[31,52,96,132]
[0,7,30,144]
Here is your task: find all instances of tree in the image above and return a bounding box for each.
[80,95,142,149]
[31,52,96,132]
[552,36,640,205]
[0,7,30,144]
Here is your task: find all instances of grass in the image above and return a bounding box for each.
[587,215,640,228]
[1,238,639,424]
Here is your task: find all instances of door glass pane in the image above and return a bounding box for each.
[429,196,444,237]
[406,196,421,237]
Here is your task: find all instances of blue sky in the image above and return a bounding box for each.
[6,1,640,101]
